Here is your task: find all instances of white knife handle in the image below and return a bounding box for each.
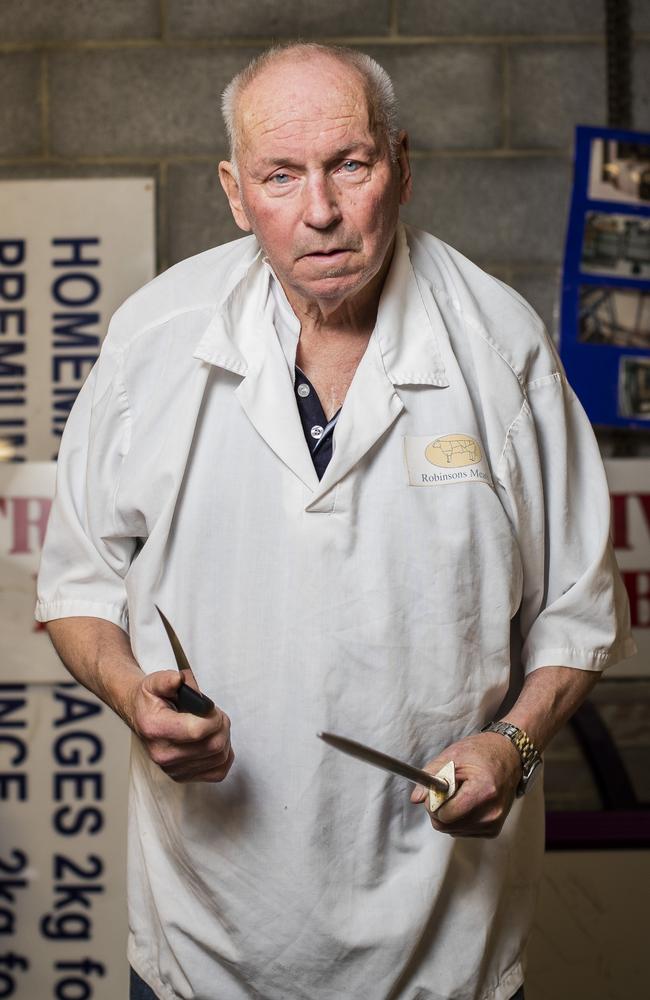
[427,761,456,813]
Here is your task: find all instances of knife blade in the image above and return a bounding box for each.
[155,605,215,717]
[318,731,450,792]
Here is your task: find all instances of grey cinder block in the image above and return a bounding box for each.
[398,0,605,37]
[633,43,650,131]
[510,45,606,149]
[403,156,571,265]
[0,0,160,42]
[367,45,502,150]
[49,48,261,158]
[165,0,391,38]
[167,162,243,266]
[0,53,42,157]
[632,0,650,34]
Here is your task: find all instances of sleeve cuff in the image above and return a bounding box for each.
[35,599,129,633]
[523,636,638,674]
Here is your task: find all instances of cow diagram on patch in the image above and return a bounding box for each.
[425,434,482,469]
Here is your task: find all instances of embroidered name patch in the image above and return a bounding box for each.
[404,433,493,487]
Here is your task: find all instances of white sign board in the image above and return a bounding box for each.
[0,178,155,461]
[0,682,129,1000]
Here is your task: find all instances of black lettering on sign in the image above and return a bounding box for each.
[0,311,25,336]
[51,238,100,269]
[0,952,30,998]
[54,689,102,728]
[53,807,103,837]
[52,274,100,310]
[0,689,26,729]
[0,275,25,303]
[40,855,104,944]
[52,687,105,836]
[52,314,101,350]
[0,850,28,935]
[0,241,26,267]
[53,855,102,882]
[0,737,27,768]
[0,691,28,804]
[40,911,90,941]
[0,343,25,379]
[0,775,26,803]
[54,732,102,767]
[0,850,30,991]
[54,957,106,1000]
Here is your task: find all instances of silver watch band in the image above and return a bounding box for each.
[481,720,543,796]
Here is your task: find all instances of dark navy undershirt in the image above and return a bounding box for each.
[294,367,341,480]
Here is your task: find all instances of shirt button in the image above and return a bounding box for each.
[311,425,323,439]
[297,383,310,398]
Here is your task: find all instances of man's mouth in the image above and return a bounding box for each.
[301,248,351,259]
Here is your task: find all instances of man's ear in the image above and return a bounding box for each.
[218,161,252,232]
[395,131,412,206]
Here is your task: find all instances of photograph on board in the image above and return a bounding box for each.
[581,212,650,279]
[618,356,650,419]
[588,137,650,205]
[578,285,649,349]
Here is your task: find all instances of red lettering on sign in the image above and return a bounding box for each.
[611,493,650,550]
[0,496,52,554]
[622,571,650,628]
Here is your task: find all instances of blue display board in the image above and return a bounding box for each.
[560,126,650,428]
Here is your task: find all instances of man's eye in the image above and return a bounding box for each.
[341,161,361,172]
[270,173,291,185]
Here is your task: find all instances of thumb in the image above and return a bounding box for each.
[143,669,184,699]
[410,784,428,804]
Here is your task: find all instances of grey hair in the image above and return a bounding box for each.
[221,43,400,171]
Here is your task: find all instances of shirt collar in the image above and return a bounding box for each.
[264,259,300,375]
[373,224,448,387]
[194,224,448,388]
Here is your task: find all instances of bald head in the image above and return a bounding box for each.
[222,44,399,171]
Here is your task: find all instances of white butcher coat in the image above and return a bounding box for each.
[36,224,634,1000]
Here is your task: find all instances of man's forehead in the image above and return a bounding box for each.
[237,55,372,147]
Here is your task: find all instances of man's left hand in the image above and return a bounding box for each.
[410,732,522,838]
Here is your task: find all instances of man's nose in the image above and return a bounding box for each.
[301,175,342,229]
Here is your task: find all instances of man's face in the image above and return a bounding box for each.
[219,55,411,310]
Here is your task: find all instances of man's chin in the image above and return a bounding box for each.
[293,263,369,298]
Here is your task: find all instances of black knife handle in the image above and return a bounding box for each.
[177,682,215,717]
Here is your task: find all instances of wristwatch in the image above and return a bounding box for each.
[481,721,542,796]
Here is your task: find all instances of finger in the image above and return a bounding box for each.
[427,790,507,837]
[167,747,235,784]
[142,668,185,700]
[154,729,232,768]
[138,697,230,747]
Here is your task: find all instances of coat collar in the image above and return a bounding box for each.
[193,224,449,389]
[192,225,449,501]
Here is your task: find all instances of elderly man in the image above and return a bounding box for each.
[37,43,633,1000]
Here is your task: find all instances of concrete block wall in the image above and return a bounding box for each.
[1,0,649,336]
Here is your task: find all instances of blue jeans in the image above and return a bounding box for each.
[129,967,524,999]
[130,968,158,1000]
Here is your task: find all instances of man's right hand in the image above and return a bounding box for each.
[126,669,234,783]
[45,618,234,785]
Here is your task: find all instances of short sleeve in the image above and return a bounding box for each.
[35,336,135,631]
[497,371,636,674]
